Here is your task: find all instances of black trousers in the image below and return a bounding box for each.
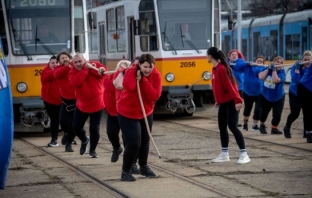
[44,101,61,141]
[72,107,103,151]
[286,92,303,128]
[218,100,246,149]
[59,98,76,145]
[118,113,153,171]
[107,113,123,150]
[259,94,285,126]
[297,83,312,132]
[243,93,261,120]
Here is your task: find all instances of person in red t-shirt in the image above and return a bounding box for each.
[41,56,62,147]
[117,54,162,182]
[54,51,78,152]
[104,60,131,163]
[68,53,107,158]
[207,47,250,165]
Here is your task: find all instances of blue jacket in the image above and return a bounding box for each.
[229,58,246,91]
[289,65,309,96]
[261,69,285,102]
[300,63,312,92]
[244,65,266,96]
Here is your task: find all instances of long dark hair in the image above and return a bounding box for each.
[207,47,237,85]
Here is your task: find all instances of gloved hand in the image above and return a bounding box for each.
[295,59,301,70]
[136,70,142,81]
[248,61,254,66]
[268,62,274,70]
[272,64,276,71]
[98,67,106,75]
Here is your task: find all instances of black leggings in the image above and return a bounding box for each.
[59,98,76,144]
[72,108,103,151]
[286,92,302,128]
[118,113,153,171]
[259,94,285,126]
[107,113,123,150]
[243,93,261,120]
[218,100,245,149]
[44,101,61,141]
[297,83,312,132]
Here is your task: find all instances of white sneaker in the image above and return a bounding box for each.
[212,153,230,163]
[237,154,250,164]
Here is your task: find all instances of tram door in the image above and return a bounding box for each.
[98,22,106,65]
[128,17,136,60]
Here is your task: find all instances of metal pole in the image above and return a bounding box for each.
[237,0,242,52]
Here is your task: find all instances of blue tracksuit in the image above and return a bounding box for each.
[229,58,246,91]
[244,65,267,96]
[300,63,312,92]
[289,65,309,96]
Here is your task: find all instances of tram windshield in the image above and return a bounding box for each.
[5,0,71,56]
[157,0,213,51]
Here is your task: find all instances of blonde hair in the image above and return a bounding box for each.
[302,50,312,59]
[273,56,283,63]
[116,60,131,70]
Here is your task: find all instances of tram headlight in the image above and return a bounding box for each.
[165,73,175,82]
[202,71,211,80]
[17,82,27,93]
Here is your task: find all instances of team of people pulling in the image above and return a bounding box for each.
[40,48,312,182]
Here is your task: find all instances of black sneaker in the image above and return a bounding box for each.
[61,133,68,145]
[139,165,156,177]
[252,125,259,131]
[121,171,136,182]
[259,124,267,134]
[48,141,59,147]
[65,144,74,152]
[111,147,123,162]
[130,163,140,174]
[271,128,283,135]
[80,136,89,155]
[243,124,248,131]
[283,126,291,138]
[89,150,98,158]
[72,140,78,145]
[307,133,312,143]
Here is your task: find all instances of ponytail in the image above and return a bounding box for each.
[217,50,237,85]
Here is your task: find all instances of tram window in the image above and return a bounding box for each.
[285,34,300,60]
[139,0,158,51]
[242,39,247,59]
[302,27,307,53]
[285,35,292,60]
[107,9,117,53]
[253,32,260,58]
[116,6,126,52]
[223,35,231,56]
[270,30,278,59]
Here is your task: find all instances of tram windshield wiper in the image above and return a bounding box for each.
[161,22,177,55]
[10,20,32,60]
[35,25,55,56]
[182,35,201,54]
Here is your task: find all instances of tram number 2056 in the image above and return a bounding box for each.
[34,69,43,76]
[180,61,196,68]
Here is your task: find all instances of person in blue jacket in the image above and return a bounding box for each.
[283,51,312,138]
[241,56,267,131]
[297,56,312,143]
[228,49,245,127]
[258,56,285,135]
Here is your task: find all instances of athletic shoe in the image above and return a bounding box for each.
[283,126,291,138]
[89,150,99,158]
[65,144,74,152]
[48,141,59,147]
[80,136,89,155]
[271,128,283,135]
[237,153,251,164]
[252,125,259,131]
[130,163,140,174]
[212,153,230,163]
[139,165,156,177]
[259,124,267,134]
[72,140,78,145]
[111,147,123,162]
[243,124,248,131]
[61,133,68,145]
[121,171,136,182]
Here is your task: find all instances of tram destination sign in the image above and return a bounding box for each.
[9,0,66,8]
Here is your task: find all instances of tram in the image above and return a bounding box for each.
[0,0,89,131]
[87,0,221,115]
[221,9,312,82]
